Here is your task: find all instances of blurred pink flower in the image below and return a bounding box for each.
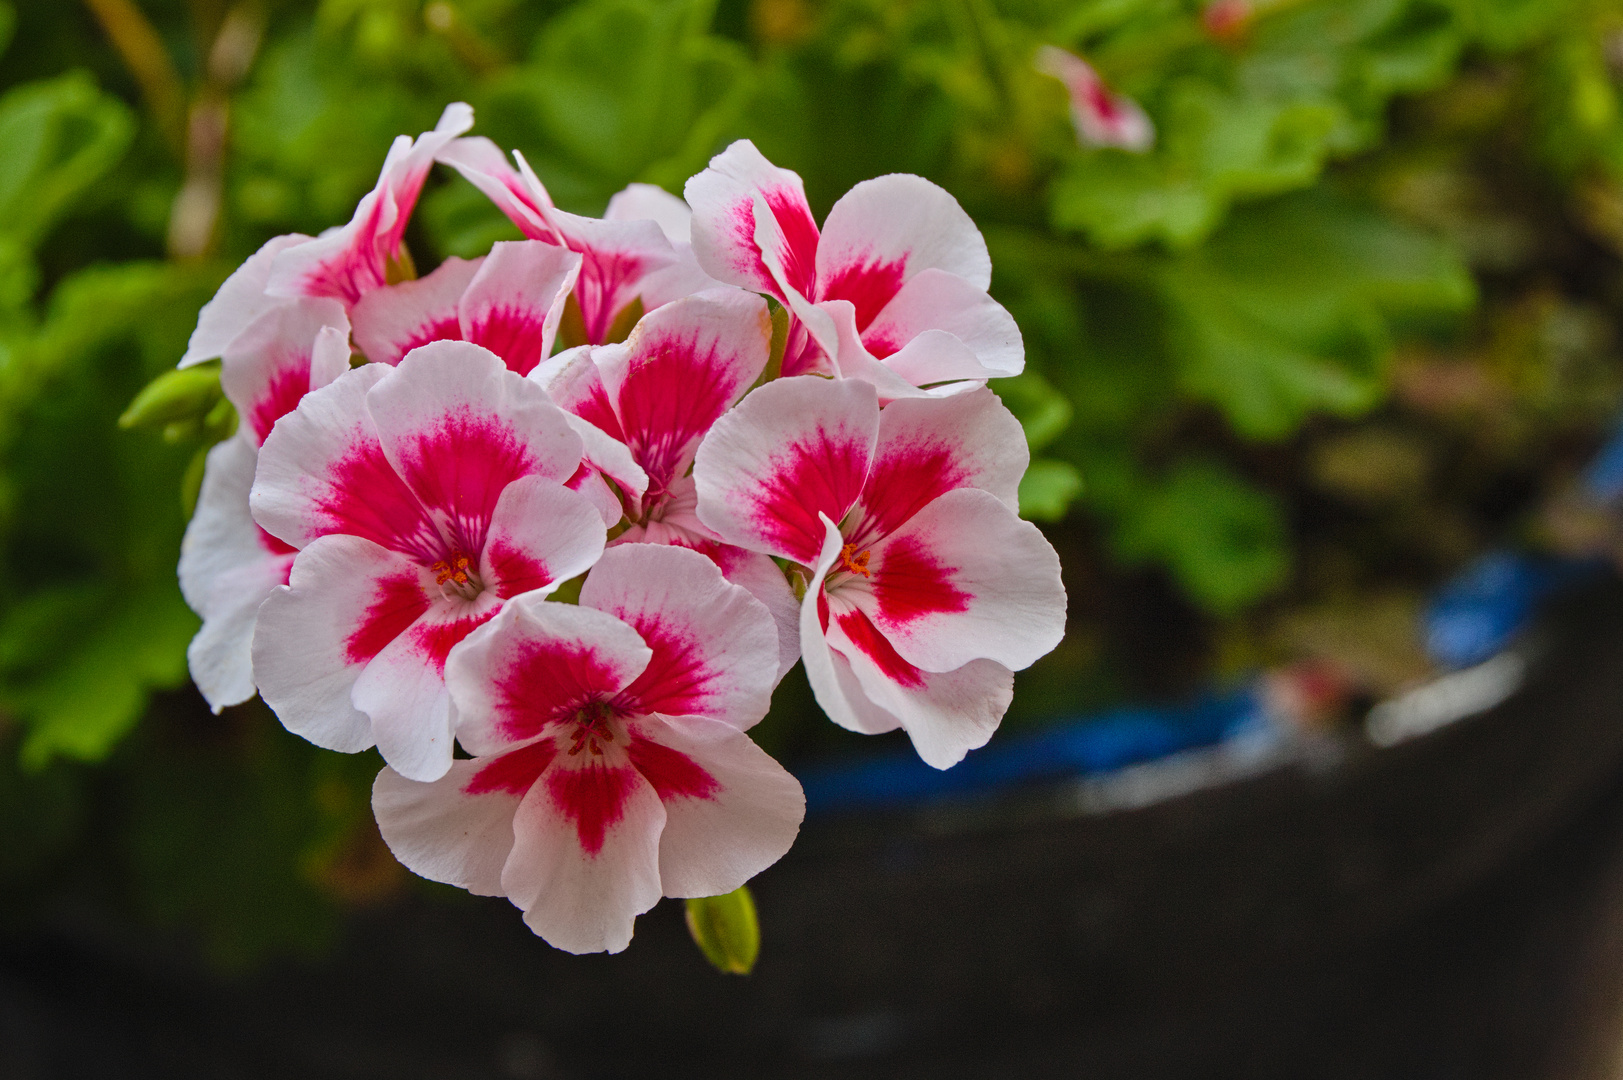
[1036,46,1155,153]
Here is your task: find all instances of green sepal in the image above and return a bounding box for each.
[384,243,417,284]
[603,296,643,344]
[763,300,788,384]
[685,884,760,975]
[548,573,586,606]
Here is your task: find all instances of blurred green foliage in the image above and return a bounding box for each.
[1,0,1622,961]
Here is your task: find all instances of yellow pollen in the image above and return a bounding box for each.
[839,543,872,578]
[431,554,472,586]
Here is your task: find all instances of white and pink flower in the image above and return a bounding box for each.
[265,103,475,306]
[1035,47,1155,153]
[683,140,1023,396]
[177,103,479,711]
[693,376,1066,768]
[373,544,803,954]
[531,289,800,677]
[179,104,474,370]
[249,341,605,781]
[436,137,722,344]
[349,239,581,373]
[170,100,1070,958]
[178,300,352,711]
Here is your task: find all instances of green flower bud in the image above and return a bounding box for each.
[685,885,760,975]
[119,363,223,432]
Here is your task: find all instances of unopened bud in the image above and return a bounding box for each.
[119,363,223,431]
[685,885,760,974]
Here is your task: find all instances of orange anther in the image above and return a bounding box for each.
[839,542,872,578]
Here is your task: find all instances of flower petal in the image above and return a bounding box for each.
[549,210,678,344]
[844,387,1028,546]
[366,341,585,557]
[504,755,665,954]
[530,345,621,439]
[435,136,560,242]
[477,475,606,600]
[446,593,651,757]
[372,757,529,897]
[268,103,474,305]
[580,544,777,730]
[252,533,422,754]
[797,517,904,736]
[220,297,352,446]
[821,575,1013,768]
[458,240,582,376]
[606,182,693,242]
[352,590,502,782]
[630,716,803,898]
[251,363,441,560]
[816,174,992,304]
[858,487,1066,673]
[693,375,878,565]
[684,139,820,300]
[862,268,1023,379]
[594,289,771,490]
[694,541,800,684]
[179,437,293,712]
[350,256,480,366]
[180,233,310,366]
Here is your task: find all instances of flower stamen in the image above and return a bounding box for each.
[838,542,872,578]
[568,701,616,757]
[430,552,482,600]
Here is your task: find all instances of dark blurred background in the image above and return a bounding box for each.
[8,0,1623,1074]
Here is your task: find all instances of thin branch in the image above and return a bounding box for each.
[81,0,187,157]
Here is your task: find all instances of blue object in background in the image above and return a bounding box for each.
[1583,416,1623,504]
[1424,551,1600,670]
[797,687,1264,816]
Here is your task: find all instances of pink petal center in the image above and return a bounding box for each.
[546,760,639,857]
[249,357,314,445]
[464,738,560,796]
[872,532,971,626]
[818,254,906,333]
[626,734,719,801]
[834,606,925,689]
[346,570,432,665]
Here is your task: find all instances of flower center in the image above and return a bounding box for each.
[567,701,617,757]
[430,551,483,601]
[838,542,872,578]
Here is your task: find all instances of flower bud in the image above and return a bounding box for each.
[685,885,760,974]
[119,363,224,431]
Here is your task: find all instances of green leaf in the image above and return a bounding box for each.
[1018,458,1084,521]
[0,71,134,249]
[0,263,214,766]
[993,370,1073,452]
[479,0,752,208]
[10,583,197,768]
[685,885,761,974]
[1113,459,1291,615]
[1050,88,1340,249]
[1158,189,1474,438]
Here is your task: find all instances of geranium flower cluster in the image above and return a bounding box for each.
[177,104,1067,954]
